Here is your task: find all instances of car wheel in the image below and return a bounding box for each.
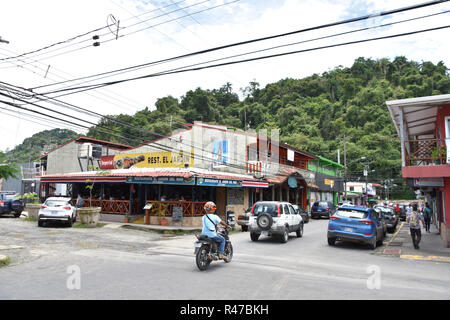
[250,232,260,242]
[280,228,289,243]
[67,217,73,227]
[296,223,303,238]
[241,225,248,232]
[14,211,22,218]
[328,237,336,246]
[369,233,377,250]
[38,219,44,227]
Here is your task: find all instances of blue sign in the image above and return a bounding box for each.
[197,177,242,187]
[288,177,297,188]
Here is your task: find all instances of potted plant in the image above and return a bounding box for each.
[431,145,446,164]
[77,167,110,226]
[20,192,41,219]
[157,202,169,226]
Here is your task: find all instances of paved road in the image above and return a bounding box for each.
[1,216,449,300]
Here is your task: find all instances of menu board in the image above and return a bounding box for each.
[172,206,183,221]
[227,189,244,205]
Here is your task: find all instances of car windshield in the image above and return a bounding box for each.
[375,206,394,215]
[45,200,69,207]
[314,202,328,207]
[336,208,368,219]
[252,203,278,217]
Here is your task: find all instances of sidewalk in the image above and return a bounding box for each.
[100,220,201,233]
[381,221,450,263]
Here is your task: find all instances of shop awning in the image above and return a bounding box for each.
[39,168,268,188]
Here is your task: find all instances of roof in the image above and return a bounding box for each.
[39,167,265,183]
[316,156,345,169]
[386,94,450,137]
[40,136,132,159]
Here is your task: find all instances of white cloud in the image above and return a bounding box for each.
[0,0,449,152]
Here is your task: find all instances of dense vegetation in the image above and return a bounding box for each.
[4,129,78,164]
[5,57,450,198]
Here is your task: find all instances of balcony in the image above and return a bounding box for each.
[404,139,446,166]
[403,138,450,178]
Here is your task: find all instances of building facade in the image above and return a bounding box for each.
[387,94,450,247]
[39,122,317,226]
[307,156,344,208]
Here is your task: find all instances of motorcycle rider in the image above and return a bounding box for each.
[202,201,231,260]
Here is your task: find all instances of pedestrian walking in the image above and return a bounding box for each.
[423,203,432,233]
[76,194,84,208]
[406,203,425,249]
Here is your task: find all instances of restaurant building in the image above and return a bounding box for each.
[39,122,317,226]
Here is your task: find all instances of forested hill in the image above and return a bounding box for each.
[5,57,450,186]
[5,129,78,163]
[87,56,450,182]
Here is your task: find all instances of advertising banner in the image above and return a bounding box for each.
[101,150,194,169]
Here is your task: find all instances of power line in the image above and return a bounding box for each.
[29,0,449,92]
[38,24,450,98]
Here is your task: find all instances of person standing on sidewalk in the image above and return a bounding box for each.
[406,203,425,249]
[423,203,432,233]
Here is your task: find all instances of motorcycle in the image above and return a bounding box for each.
[194,226,233,271]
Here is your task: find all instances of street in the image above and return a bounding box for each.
[0,216,449,300]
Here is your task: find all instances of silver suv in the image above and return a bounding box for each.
[248,201,304,243]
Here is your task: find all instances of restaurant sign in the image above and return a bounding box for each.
[126,176,195,185]
[196,178,242,187]
[101,150,194,169]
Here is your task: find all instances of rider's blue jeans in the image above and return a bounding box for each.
[209,234,225,254]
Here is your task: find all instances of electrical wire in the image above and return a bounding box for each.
[37,24,450,97]
[29,0,450,92]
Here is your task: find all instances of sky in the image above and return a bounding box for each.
[0,0,449,153]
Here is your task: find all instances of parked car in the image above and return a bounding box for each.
[398,204,407,221]
[248,201,304,243]
[292,204,309,223]
[311,201,336,219]
[0,192,24,218]
[237,207,251,231]
[327,205,386,249]
[374,205,398,233]
[38,197,77,227]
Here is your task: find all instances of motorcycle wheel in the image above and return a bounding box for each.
[223,243,233,263]
[196,244,211,271]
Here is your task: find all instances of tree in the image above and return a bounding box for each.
[0,152,20,180]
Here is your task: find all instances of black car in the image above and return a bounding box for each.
[0,192,24,218]
[311,201,336,219]
[374,205,398,233]
[293,205,309,223]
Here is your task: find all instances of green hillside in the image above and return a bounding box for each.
[5,128,79,163]
[86,56,449,186]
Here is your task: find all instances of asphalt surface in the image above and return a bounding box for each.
[1,215,449,300]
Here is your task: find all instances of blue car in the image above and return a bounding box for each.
[327,205,386,249]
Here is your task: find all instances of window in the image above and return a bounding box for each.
[283,204,290,214]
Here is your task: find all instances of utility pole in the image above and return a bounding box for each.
[343,133,347,201]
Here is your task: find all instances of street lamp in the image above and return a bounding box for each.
[344,156,366,202]
[0,36,9,44]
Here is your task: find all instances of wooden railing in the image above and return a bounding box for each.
[72,199,138,215]
[404,139,446,166]
[145,200,208,217]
